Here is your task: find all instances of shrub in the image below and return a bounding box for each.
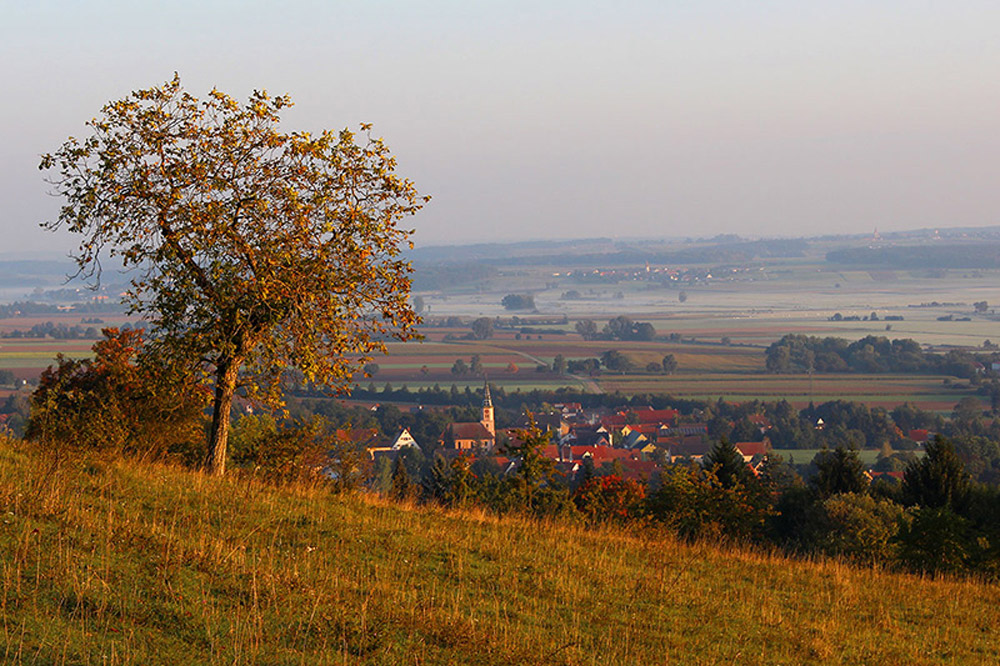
[813,493,904,564]
[573,474,646,523]
[27,328,207,463]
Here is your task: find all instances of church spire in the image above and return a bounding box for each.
[481,381,495,436]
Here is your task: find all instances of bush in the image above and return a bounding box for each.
[231,414,367,487]
[646,463,772,542]
[27,328,207,463]
[895,506,971,576]
[813,493,904,564]
[573,474,646,523]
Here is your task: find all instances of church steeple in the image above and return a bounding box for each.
[481,381,495,436]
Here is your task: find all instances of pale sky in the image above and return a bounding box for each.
[2,1,998,254]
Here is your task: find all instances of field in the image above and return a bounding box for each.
[1,259,998,413]
[594,373,981,411]
[362,260,1000,410]
[0,441,997,664]
[359,336,982,412]
[0,338,96,382]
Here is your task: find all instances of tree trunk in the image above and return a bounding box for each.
[206,356,241,476]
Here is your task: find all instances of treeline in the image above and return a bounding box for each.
[1,321,101,339]
[0,301,123,318]
[463,238,809,267]
[765,334,989,377]
[827,243,1000,269]
[410,262,498,291]
[575,316,657,341]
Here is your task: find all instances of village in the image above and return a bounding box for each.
[366,383,773,489]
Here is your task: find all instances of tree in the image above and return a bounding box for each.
[40,76,426,475]
[573,474,646,523]
[661,354,678,374]
[812,493,904,565]
[810,446,868,498]
[501,294,535,311]
[703,437,748,489]
[390,454,416,501]
[451,358,468,375]
[952,397,982,423]
[902,435,970,509]
[605,316,633,341]
[575,319,599,341]
[503,417,557,509]
[470,317,494,340]
[600,350,633,372]
[678,291,688,303]
[625,322,652,342]
[469,354,484,375]
[412,295,426,314]
[552,354,566,375]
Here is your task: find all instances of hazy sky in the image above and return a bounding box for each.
[3,1,998,253]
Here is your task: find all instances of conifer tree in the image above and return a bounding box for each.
[704,437,747,489]
[422,454,451,503]
[902,435,970,509]
[390,455,415,501]
[810,446,868,497]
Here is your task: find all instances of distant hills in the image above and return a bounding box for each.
[827,243,1000,269]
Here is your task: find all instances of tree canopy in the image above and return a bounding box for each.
[39,75,427,474]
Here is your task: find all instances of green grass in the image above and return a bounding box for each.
[0,439,998,664]
[595,373,983,411]
[770,449,917,466]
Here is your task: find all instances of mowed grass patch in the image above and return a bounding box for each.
[595,374,982,411]
[770,449,920,466]
[0,441,998,664]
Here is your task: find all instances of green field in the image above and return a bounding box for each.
[770,449,916,466]
[0,441,997,664]
[594,373,983,412]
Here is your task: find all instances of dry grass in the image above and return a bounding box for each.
[0,437,998,664]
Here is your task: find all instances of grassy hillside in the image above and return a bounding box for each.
[0,439,997,664]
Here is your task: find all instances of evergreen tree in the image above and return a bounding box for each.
[902,435,970,509]
[372,455,393,495]
[575,456,597,490]
[810,446,868,498]
[704,437,747,489]
[390,455,415,501]
[422,454,451,503]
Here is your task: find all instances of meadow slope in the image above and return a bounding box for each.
[0,441,997,664]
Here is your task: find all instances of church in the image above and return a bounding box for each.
[438,383,496,451]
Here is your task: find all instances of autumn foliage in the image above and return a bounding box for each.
[573,474,646,522]
[27,328,206,461]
